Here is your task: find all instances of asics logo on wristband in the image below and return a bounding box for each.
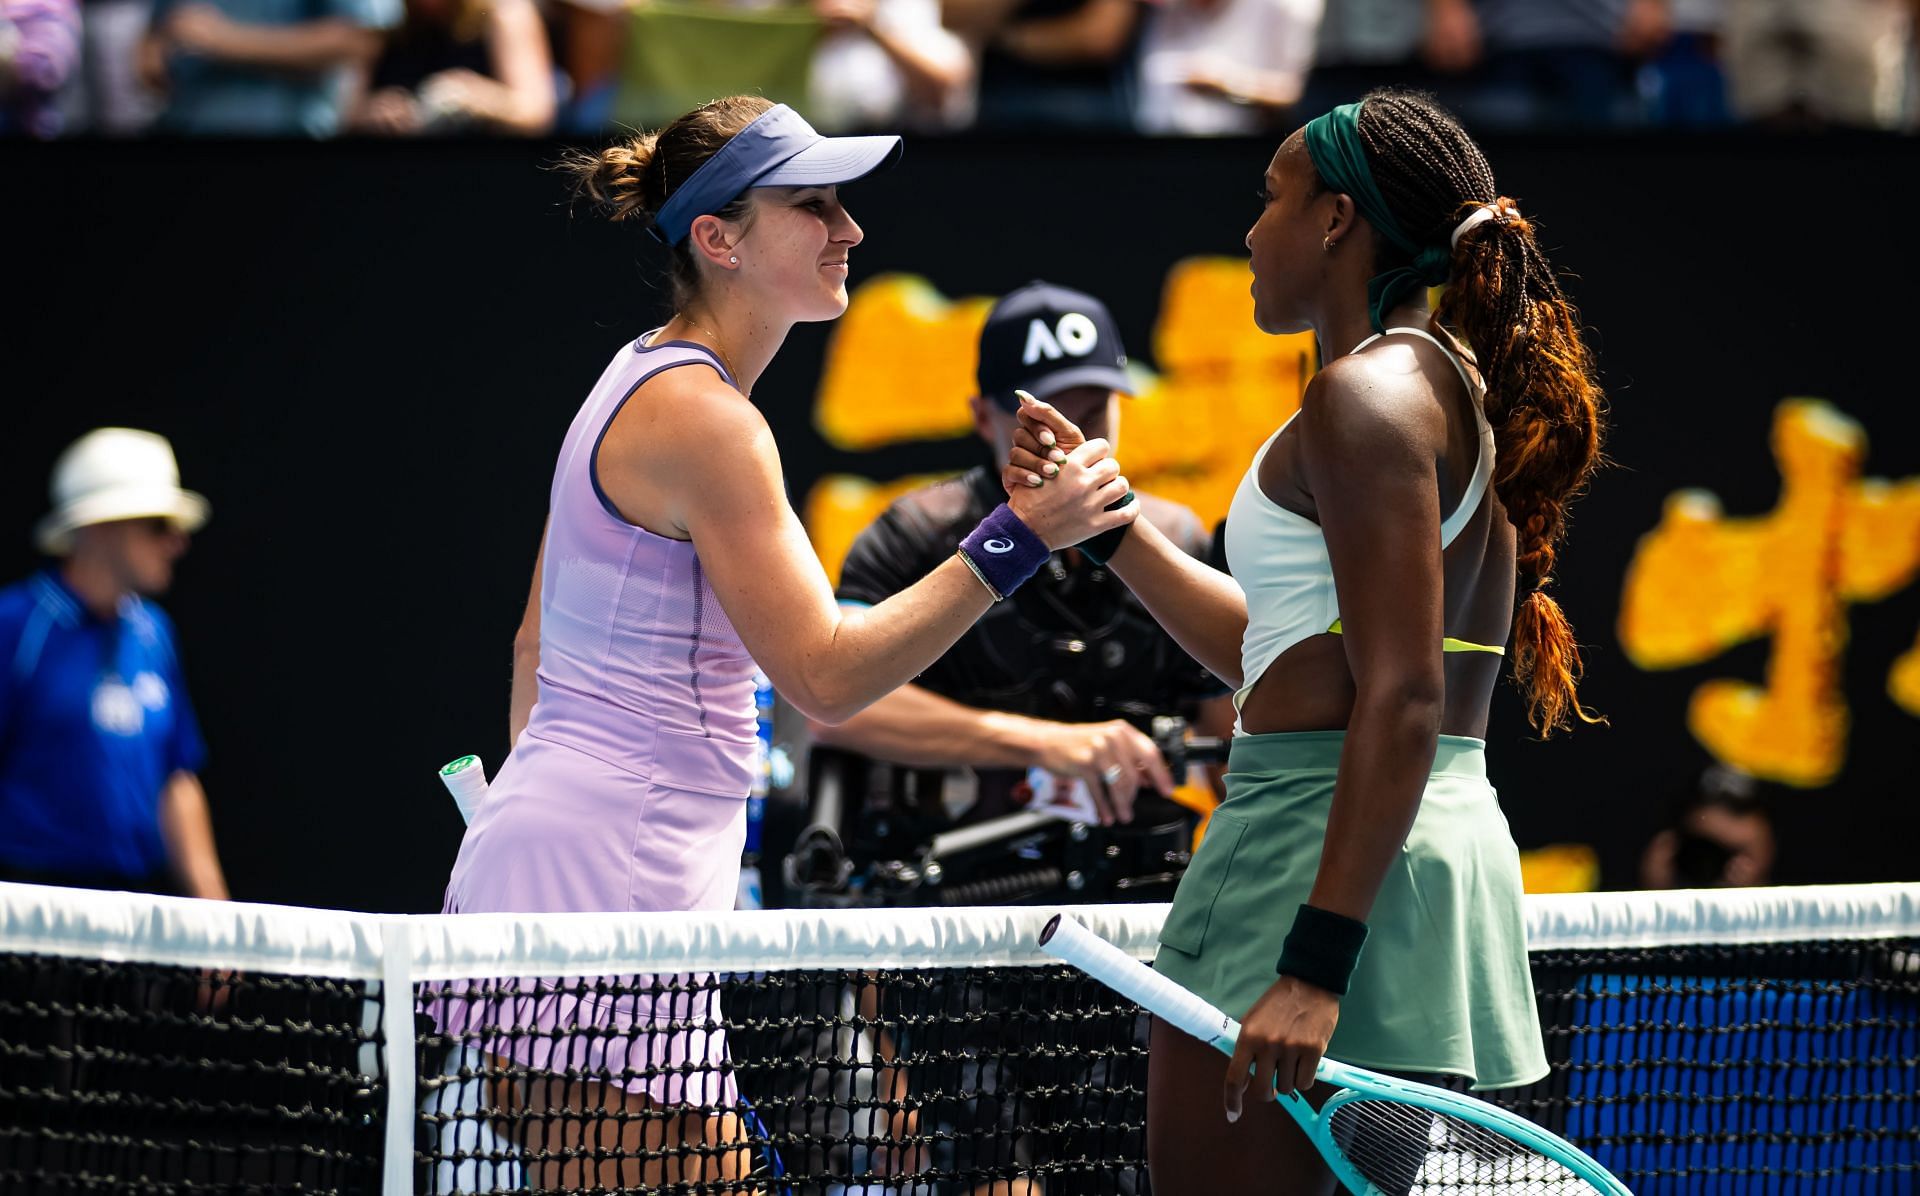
[983,537,1015,554]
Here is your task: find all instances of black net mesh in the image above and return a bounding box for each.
[1,887,1916,1195]
[0,951,385,1195]
[415,965,1149,1194]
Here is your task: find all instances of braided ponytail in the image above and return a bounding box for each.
[1353,90,1608,735]
[1445,202,1606,734]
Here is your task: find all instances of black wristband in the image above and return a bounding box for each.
[1276,903,1369,996]
[1077,491,1136,565]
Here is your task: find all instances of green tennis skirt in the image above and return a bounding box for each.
[1154,731,1548,1090]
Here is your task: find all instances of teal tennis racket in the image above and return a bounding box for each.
[1040,913,1632,1196]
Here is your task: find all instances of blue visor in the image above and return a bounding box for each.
[648,104,902,246]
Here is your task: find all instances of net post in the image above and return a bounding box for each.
[380,918,418,1196]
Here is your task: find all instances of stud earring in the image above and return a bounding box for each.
[729,256,739,265]
[1323,237,1334,252]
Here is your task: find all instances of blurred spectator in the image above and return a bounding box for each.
[1135,0,1320,135]
[1639,0,1728,127]
[58,0,162,133]
[0,429,228,900]
[1722,0,1916,130]
[949,0,1141,130]
[0,0,79,136]
[1299,0,1481,118]
[1465,0,1672,129]
[1638,765,1775,890]
[346,0,555,134]
[809,0,973,130]
[546,0,617,130]
[138,0,399,135]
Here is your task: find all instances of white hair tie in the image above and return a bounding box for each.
[1450,201,1520,249]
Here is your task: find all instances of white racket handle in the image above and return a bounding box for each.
[439,754,489,825]
[1041,913,1241,1054]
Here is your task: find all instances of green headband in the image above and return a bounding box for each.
[1302,101,1452,334]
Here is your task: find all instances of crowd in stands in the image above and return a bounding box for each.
[3,0,1916,137]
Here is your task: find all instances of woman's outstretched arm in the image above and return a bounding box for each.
[639,376,1134,725]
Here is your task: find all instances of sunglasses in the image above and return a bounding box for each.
[131,517,184,538]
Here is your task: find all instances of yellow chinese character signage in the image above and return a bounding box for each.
[1619,399,1920,787]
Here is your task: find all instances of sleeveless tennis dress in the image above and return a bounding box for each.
[431,335,758,1106]
[1153,327,1550,1090]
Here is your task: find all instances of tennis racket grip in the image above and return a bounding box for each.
[1041,913,1238,1053]
[439,755,490,824]
[1043,913,1326,1129]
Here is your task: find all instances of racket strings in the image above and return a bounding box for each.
[1327,1098,1608,1194]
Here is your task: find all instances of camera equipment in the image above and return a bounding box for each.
[781,718,1227,909]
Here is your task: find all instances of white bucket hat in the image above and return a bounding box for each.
[34,428,210,556]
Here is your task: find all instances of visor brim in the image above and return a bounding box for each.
[755,134,903,189]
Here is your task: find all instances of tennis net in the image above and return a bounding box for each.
[2,881,1915,1194]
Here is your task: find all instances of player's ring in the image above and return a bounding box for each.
[1101,764,1125,785]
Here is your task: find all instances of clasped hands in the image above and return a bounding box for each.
[999,390,1134,550]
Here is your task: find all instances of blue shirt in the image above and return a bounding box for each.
[0,572,207,880]
[152,0,401,136]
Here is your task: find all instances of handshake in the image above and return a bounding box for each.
[996,391,1138,552]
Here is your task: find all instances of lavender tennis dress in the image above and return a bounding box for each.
[432,336,757,1107]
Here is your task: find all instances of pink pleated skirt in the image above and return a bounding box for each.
[430,732,747,1106]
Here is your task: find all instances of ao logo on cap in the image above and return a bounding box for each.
[1023,313,1100,365]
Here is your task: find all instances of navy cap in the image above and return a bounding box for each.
[649,104,902,246]
[976,281,1132,412]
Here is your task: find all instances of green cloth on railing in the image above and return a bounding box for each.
[615,2,821,131]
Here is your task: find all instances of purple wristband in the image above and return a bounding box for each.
[957,503,1050,600]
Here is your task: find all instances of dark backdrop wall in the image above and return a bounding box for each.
[3,135,1916,912]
